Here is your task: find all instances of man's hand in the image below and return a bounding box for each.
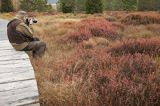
[33,37,40,41]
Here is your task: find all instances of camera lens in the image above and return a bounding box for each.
[33,20,37,23]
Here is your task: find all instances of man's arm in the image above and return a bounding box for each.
[16,23,34,38]
[16,23,40,41]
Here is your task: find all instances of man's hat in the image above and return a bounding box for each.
[16,11,28,19]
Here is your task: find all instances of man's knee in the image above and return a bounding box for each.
[38,41,46,49]
[32,41,46,58]
[39,42,46,47]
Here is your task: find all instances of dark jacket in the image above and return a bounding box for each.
[7,19,34,44]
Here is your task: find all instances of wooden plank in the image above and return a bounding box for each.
[0,64,32,68]
[0,58,31,64]
[0,48,14,51]
[25,103,40,106]
[0,52,27,58]
[0,49,24,54]
[0,40,10,44]
[0,18,40,105]
[0,42,12,46]
[0,70,35,84]
[0,82,39,106]
[0,67,33,74]
[0,55,28,61]
[0,39,40,106]
[0,58,32,67]
[0,51,28,59]
[0,43,13,47]
[0,60,32,68]
[0,79,37,92]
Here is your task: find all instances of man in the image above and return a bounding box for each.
[7,11,46,58]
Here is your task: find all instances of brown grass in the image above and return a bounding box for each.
[120,24,160,39]
[1,12,159,106]
[108,38,160,56]
[121,12,160,25]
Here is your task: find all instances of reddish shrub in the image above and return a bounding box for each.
[108,38,160,56]
[64,18,120,43]
[52,47,160,106]
[66,27,92,43]
[112,22,126,31]
[121,13,160,25]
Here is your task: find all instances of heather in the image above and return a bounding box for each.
[108,38,160,56]
[121,12,160,25]
[53,47,160,106]
[1,0,160,106]
[6,12,158,106]
[63,18,120,43]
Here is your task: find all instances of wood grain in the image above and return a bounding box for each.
[0,40,40,106]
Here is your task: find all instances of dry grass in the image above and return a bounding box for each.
[30,12,160,106]
[0,12,15,20]
[108,38,160,56]
[120,25,160,39]
[31,15,82,106]
[1,12,160,106]
[121,12,160,25]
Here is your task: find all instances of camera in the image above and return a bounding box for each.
[25,17,38,26]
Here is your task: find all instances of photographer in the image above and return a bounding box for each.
[7,11,46,58]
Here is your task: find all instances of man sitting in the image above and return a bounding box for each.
[7,11,46,58]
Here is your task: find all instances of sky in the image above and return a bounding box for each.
[47,0,58,4]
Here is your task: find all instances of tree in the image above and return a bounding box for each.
[33,0,52,12]
[137,0,160,11]
[20,0,52,12]
[86,0,103,14]
[75,0,86,11]
[121,0,137,10]
[1,0,13,12]
[156,0,160,10]
[20,0,33,11]
[59,0,75,13]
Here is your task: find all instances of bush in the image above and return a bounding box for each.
[61,2,74,13]
[138,0,160,11]
[108,38,160,56]
[121,0,137,11]
[82,37,110,49]
[121,13,160,25]
[54,47,160,106]
[20,0,52,12]
[103,0,137,11]
[59,0,75,13]
[1,0,13,12]
[64,19,120,43]
[86,0,103,14]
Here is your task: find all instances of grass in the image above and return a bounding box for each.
[108,38,160,56]
[31,12,160,106]
[1,12,160,106]
[120,12,160,25]
[0,12,15,20]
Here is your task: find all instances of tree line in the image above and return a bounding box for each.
[0,0,160,13]
[60,0,160,13]
[0,0,52,12]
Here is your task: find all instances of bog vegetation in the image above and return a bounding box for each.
[1,0,160,13]
[0,0,160,106]
[27,12,160,106]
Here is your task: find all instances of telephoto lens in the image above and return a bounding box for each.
[33,19,37,23]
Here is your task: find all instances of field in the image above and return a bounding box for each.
[1,11,160,106]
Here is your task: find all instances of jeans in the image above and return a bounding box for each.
[23,41,46,58]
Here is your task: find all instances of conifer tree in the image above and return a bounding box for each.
[86,0,103,14]
[60,0,75,13]
[137,0,159,11]
[1,0,13,12]
[20,0,51,12]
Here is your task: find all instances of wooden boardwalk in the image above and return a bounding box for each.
[0,19,40,106]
